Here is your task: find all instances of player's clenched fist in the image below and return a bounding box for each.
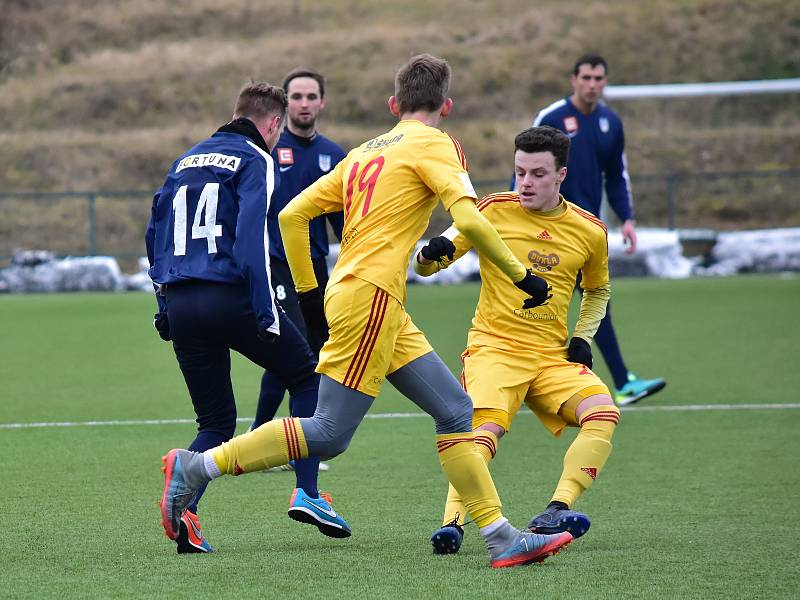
[513,269,552,309]
[298,288,329,354]
[567,337,592,369]
[420,236,456,262]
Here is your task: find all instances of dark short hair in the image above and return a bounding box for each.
[394,54,450,114]
[233,81,287,120]
[573,53,608,76]
[514,126,571,169]
[282,67,326,97]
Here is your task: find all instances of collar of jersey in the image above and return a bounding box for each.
[216,118,270,153]
[523,198,568,219]
[283,128,318,147]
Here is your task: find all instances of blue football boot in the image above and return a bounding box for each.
[615,373,666,406]
[288,488,352,538]
[431,517,464,555]
[527,506,591,539]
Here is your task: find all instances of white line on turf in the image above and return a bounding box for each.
[1,403,799,429]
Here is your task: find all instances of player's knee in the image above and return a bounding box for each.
[315,433,352,460]
[303,416,356,459]
[433,387,473,434]
[575,392,616,420]
[474,421,506,439]
[577,401,620,432]
[472,408,509,437]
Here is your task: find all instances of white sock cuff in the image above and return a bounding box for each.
[479,516,508,537]
[203,450,222,479]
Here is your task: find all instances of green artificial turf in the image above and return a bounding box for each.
[0,274,798,598]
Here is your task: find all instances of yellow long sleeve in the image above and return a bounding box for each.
[449,199,527,283]
[573,283,610,343]
[278,194,325,293]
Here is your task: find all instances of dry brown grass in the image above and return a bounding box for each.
[0,0,797,236]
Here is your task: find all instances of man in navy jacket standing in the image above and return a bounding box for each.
[254,69,345,472]
[520,54,665,406]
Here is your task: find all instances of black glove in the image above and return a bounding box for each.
[567,337,592,369]
[153,312,171,342]
[256,322,278,343]
[298,287,328,355]
[420,236,456,262]
[514,269,552,309]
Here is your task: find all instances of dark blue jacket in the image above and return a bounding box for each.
[269,129,345,261]
[514,97,633,222]
[146,119,281,334]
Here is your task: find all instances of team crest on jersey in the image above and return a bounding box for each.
[528,249,560,272]
[563,116,579,134]
[318,154,332,172]
[599,117,610,133]
[277,148,294,165]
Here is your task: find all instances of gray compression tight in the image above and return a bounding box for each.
[299,352,473,459]
[387,351,473,434]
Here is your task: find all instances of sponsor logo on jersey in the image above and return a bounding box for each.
[318,153,332,172]
[459,173,477,198]
[341,227,359,249]
[579,366,591,375]
[364,133,404,151]
[528,249,560,272]
[514,308,556,320]
[279,166,293,172]
[536,229,553,240]
[277,147,294,165]
[581,467,598,480]
[563,116,579,134]
[599,117,610,133]
[176,152,241,173]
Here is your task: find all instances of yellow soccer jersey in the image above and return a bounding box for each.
[292,119,477,303]
[434,192,609,351]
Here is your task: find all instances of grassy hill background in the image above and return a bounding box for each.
[0,0,798,244]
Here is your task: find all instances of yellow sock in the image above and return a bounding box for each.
[442,430,498,526]
[436,432,501,528]
[552,405,619,506]
[211,417,308,475]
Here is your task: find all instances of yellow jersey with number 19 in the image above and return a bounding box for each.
[292,119,477,303]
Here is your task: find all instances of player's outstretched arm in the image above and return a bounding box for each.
[449,199,550,307]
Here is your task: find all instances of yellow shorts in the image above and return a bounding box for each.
[318,276,432,397]
[461,344,609,436]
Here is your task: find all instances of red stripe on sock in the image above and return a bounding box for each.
[579,410,620,424]
[581,415,620,426]
[475,437,497,458]
[436,437,475,453]
[283,418,300,460]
